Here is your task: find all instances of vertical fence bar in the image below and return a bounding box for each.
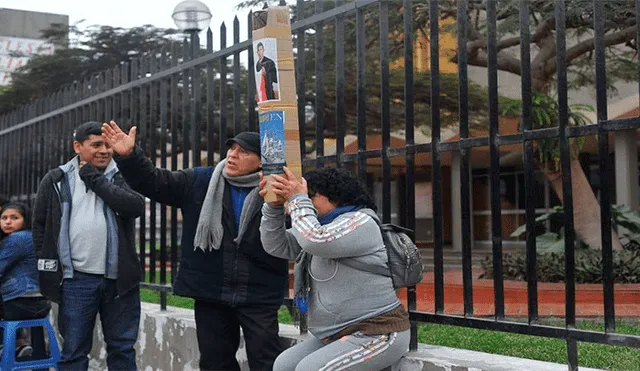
[0,133,5,194]
[4,129,9,195]
[159,48,169,311]
[206,29,216,166]
[247,13,257,133]
[520,0,538,324]
[10,123,15,196]
[96,74,104,120]
[486,0,505,319]
[139,57,149,277]
[50,94,59,177]
[637,0,640,100]
[335,0,345,167]
[296,0,307,169]
[219,24,228,159]
[403,0,418,352]
[380,1,391,224]
[9,129,15,196]
[9,127,14,195]
[191,33,201,167]
[23,123,30,200]
[13,112,18,198]
[122,62,130,133]
[170,42,180,283]
[114,64,124,122]
[356,5,366,182]
[129,59,142,272]
[233,17,242,135]
[314,1,325,168]
[457,0,474,317]
[24,120,31,199]
[593,0,615,334]
[149,55,158,287]
[18,113,25,197]
[40,101,51,187]
[295,0,308,335]
[183,39,191,170]
[106,68,114,119]
[429,0,444,314]
[555,0,578,368]
[83,78,90,122]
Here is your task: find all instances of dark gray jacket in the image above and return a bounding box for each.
[32,160,144,303]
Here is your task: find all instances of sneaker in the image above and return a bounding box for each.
[16,345,32,358]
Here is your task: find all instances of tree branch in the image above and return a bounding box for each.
[466,19,555,55]
[543,25,638,76]
[450,49,522,77]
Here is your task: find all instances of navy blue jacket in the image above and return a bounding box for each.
[0,231,41,301]
[115,147,288,307]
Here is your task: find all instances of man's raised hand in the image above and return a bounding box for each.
[102,121,136,156]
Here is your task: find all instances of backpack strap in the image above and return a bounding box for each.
[339,255,391,277]
[338,212,391,277]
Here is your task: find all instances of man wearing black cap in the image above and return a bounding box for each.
[102,121,287,371]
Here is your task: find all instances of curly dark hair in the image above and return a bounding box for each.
[304,167,377,211]
[0,202,31,240]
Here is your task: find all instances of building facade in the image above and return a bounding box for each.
[0,8,68,86]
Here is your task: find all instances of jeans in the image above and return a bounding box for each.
[58,271,140,371]
[194,300,283,371]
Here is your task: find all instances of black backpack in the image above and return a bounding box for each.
[341,216,424,288]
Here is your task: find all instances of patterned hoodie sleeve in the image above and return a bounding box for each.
[286,195,383,259]
[260,203,303,260]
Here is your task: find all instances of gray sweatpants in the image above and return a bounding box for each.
[273,330,410,371]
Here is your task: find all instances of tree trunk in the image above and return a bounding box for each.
[545,159,623,250]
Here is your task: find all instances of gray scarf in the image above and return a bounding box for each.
[193,159,261,252]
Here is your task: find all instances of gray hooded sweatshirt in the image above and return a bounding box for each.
[260,195,401,339]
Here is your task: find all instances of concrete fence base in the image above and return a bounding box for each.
[47,303,604,371]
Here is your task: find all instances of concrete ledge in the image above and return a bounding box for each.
[81,302,603,371]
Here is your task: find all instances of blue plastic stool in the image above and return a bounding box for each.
[0,318,60,370]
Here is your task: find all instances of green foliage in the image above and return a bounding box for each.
[484,204,640,283]
[511,204,640,253]
[140,289,195,309]
[418,321,640,370]
[480,246,640,283]
[502,92,594,171]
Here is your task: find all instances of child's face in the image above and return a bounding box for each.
[0,208,25,235]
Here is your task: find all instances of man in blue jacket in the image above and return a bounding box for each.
[102,121,287,371]
[33,121,144,370]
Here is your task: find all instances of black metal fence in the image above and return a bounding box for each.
[1,0,639,369]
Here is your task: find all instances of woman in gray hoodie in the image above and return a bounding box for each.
[259,167,410,371]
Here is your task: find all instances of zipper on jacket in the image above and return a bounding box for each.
[231,242,239,305]
[53,179,65,287]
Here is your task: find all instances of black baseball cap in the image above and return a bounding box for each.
[225,132,261,155]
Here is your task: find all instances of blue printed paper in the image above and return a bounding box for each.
[259,111,286,176]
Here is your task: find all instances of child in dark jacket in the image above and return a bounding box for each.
[0,203,51,359]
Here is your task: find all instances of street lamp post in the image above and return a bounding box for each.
[172,0,212,172]
[171,0,212,60]
[167,4,212,310]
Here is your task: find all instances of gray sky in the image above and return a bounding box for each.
[2,0,258,49]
